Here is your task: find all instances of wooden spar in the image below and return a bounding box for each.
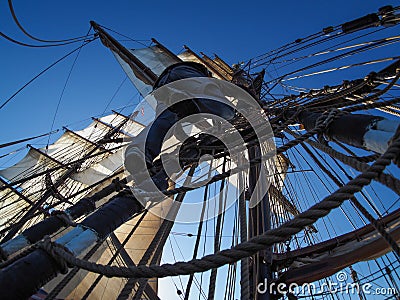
[0,117,129,243]
[63,127,112,154]
[28,145,66,168]
[0,177,127,258]
[151,38,183,63]
[0,115,129,192]
[0,146,124,193]
[91,21,157,85]
[111,110,146,128]
[248,145,272,300]
[0,130,59,149]
[0,192,144,299]
[279,223,400,285]
[273,208,400,268]
[291,111,399,154]
[1,9,399,297]
[213,53,234,75]
[200,51,232,80]
[92,117,115,130]
[183,45,228,80]
[271,208,400,285]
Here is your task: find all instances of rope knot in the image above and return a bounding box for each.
[112,177,123,191]
[315,108,344,144]
[364,71,377,86]
[51,210,77,227]
[37,236,70,274]
[0,246,8,262]
[388,125,400,167]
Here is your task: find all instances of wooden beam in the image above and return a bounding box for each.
[112,110,145,128]
[28,145,66,168]
[63,127,112,154]
[110,233,160,300]
[183,45,228,80]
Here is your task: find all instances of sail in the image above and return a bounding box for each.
[0,188,27,231]
[44,202,172,299]
[92,22,181,99]
[70,149,124,185]
[0,105,168,298]
[0,112,143,233]
[113,45,181,97]
[179,47,231,80]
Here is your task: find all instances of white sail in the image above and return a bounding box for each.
[70,149,124,185]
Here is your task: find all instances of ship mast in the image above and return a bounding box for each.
[248,146,272,300]
[0,6,400,299]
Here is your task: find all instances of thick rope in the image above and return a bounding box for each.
[118,165,197,300]
[39,236,70,275]
[45,240,105,300]
[37,137,400,279]
[300,142,400,258]
[132,108,341,201]
[287,130,400,195]
[4,80,400,291]
[80,211,148,300]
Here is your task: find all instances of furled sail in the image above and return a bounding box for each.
[273,208,400,284]
[0,111,144,233]
[113,45,181,98]
[0,106,164,298]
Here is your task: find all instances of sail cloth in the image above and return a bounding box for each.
[0,188,27,231]
[70,149,124,186]
[179,49,230,80]
[114,45,231,100]
[113,45,181,99]
[0,148,61,183]
[69,113,147,186]
[0,113,129,185]
[112,40,294,219]
[0,112,146,232]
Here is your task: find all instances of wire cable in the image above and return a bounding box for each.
[45,31,88,150]
[0,37,97,111]
[0,31,93,48]
[8,0,93,44]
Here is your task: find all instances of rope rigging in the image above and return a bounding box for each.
[45,33,88,151]
[3,87,400,298]
[22,133,400,280]
[0,129,59,149]
[1,5,400,299]
[0,31,94,48]
[0,37,97,110]
[7,0,95,44]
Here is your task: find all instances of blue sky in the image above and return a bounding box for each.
[1,1,399,299]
